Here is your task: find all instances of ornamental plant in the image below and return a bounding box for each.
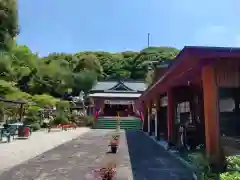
[226,155,240,170]
[93,162,116,180]
[111,134,120,140]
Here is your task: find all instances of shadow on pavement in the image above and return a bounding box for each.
[0,130,114,180]
[125,130,193,180]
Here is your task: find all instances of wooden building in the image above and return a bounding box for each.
[139,46,240,166]
[89,80,147,117]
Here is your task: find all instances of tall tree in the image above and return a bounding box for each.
[0,0,19,51]
[72,69,97,95]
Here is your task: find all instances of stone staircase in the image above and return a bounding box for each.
[93,116,142,130]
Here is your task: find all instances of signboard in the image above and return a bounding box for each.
[104,100,134,105]
[160,96,168,107]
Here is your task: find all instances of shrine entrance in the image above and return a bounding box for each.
[103,100,134,117]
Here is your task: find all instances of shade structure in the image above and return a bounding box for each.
[89,93,141,98]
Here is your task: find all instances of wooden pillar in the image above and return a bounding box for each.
[155,109,158,138]
[202,65,221,162]
[190,86,202,125]
[155,98,160,140]
[19,104,24,122]
[189,89,195,123]
[148,106,151,134]
[142,102,148,132]
[101,100,105,115]
[199,91,206,145]
[148,101,153,136]
[167,89,174,142]
[92,99,96,114]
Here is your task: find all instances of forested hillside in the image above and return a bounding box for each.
[0,0,179,103]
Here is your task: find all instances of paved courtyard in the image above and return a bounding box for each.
[124,131,193,180]
[0,130,193,180]
[0,128,90,173]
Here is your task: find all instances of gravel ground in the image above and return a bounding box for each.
[0,127,90,174]
[0,129,122,180]
[0,130,193,180]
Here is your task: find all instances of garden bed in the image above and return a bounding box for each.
[182,151,240,180]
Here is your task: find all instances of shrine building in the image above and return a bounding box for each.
[89,80,147,117]
[139,46,240,167]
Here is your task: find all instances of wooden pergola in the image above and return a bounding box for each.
[0,97,26,122]
[139,46,240,166]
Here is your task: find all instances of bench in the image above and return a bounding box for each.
[0,127,18,142]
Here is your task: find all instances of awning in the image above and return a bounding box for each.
[89,93,141,98]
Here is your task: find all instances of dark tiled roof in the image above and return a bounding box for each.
[91,81,117,91]
[91,80,147,92]
[184,45,240,52]
[124,82,147,91]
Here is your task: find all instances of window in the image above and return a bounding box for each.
[160,96,168,107]
[177,101,190,113]
[176,101,191,123]
[219,98,235,112]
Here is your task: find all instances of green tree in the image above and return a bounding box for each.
[0,0,19,51]
[72,69,97,95]
[24,105,42,124]
[0,52,14,80]
[54,100,70,125]
[32,94,58,108]
[145,69,154,85]
[74,53,103,74]
[0,79,18,96]
[11,45,38,90]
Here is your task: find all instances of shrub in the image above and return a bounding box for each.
[24,105,42,124]
[226,155,240,170]
[188,153,209,171]
[219,155,240,180]
[69,113,78,122]
[220,172,240,180]
[56,100,70,112]
[30,122,41,131]
[55,101,70,124]
[188,153,218,179]
[86,116,94,127]
[54,115,69,125]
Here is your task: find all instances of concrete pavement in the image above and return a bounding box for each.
[0,130,193,180]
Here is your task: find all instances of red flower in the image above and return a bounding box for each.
[110,139,119,145]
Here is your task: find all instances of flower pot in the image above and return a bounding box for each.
[111,145,118,153]
[110,139,119,145]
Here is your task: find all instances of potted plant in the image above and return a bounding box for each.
[109,134,120,153]
[92,162,116,180]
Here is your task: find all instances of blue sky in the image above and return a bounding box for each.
[18,0,240,56]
